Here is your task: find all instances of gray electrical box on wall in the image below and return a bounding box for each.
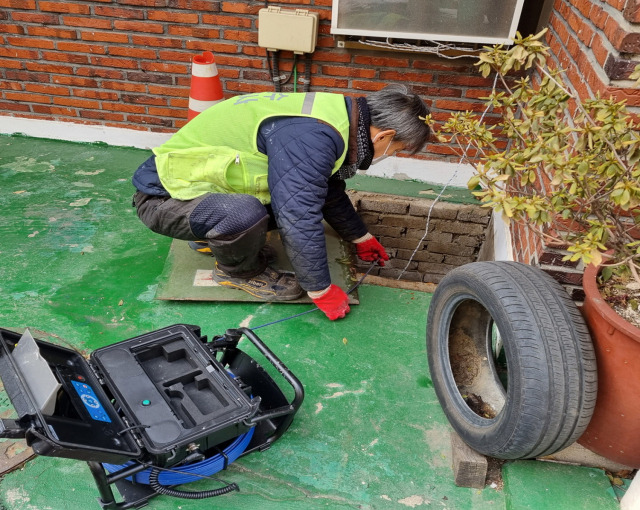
[258,7,319,54]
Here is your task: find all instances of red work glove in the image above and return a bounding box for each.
[355,236,390,266]
[310,285,350,321]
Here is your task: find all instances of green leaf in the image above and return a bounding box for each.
[601,265,615,282]
[577,161,589,175]
[479,63,492,78]
[529,28,549,41]
[502,200,514,218]
[621,188,631,206]
[467,175,481,190]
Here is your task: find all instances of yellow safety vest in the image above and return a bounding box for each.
[154,92,350,203]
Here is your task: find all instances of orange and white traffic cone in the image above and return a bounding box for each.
[187,51,224,120]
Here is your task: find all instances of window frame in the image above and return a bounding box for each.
[330,0,527,45]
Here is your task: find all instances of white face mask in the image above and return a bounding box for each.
[371,133,394,165]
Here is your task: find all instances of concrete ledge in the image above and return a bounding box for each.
[538,442,635,474]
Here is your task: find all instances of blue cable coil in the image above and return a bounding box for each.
[104,426,255,486]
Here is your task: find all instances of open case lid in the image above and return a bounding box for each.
[90,324,258,456]
[0,328,142,464]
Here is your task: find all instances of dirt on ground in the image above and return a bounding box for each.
[448,327,479,387]
[601,277,640,329]
[485,457,505,490]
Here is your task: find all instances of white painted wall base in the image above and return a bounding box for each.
[362,154,476,189]
[0,115,171,150]
[622,474,640,510]
[491,212,514,261]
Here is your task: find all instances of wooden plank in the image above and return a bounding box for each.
[0,440,34,476]
[451,431,488,489]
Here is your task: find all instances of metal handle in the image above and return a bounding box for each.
[211,327,304,450]
[235,327,304,423]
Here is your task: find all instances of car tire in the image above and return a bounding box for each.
[426,261,597,459]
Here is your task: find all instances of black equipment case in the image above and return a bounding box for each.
[0,324,304,508]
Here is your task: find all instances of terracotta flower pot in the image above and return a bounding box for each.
[578,261,640,468]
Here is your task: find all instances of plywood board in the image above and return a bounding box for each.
[156,225,359,303]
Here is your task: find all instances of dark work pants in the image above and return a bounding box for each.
[133,191,273,277]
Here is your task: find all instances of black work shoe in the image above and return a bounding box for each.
[213,263,304,301]
[190,240,278,264]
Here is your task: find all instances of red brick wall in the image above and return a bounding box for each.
[510,0,640,269]
[0,1,496,162]
[546,0,640,101]
[1,2,637,182]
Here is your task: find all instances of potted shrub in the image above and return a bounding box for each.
[437,29,640,467]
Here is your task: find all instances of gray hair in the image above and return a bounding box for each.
[367,85,430,154]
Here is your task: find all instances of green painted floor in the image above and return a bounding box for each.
[0,135,624,509]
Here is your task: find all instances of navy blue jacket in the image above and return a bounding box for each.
[133,99,368,291]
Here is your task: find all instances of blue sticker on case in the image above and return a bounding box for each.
[71,380,111,423]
